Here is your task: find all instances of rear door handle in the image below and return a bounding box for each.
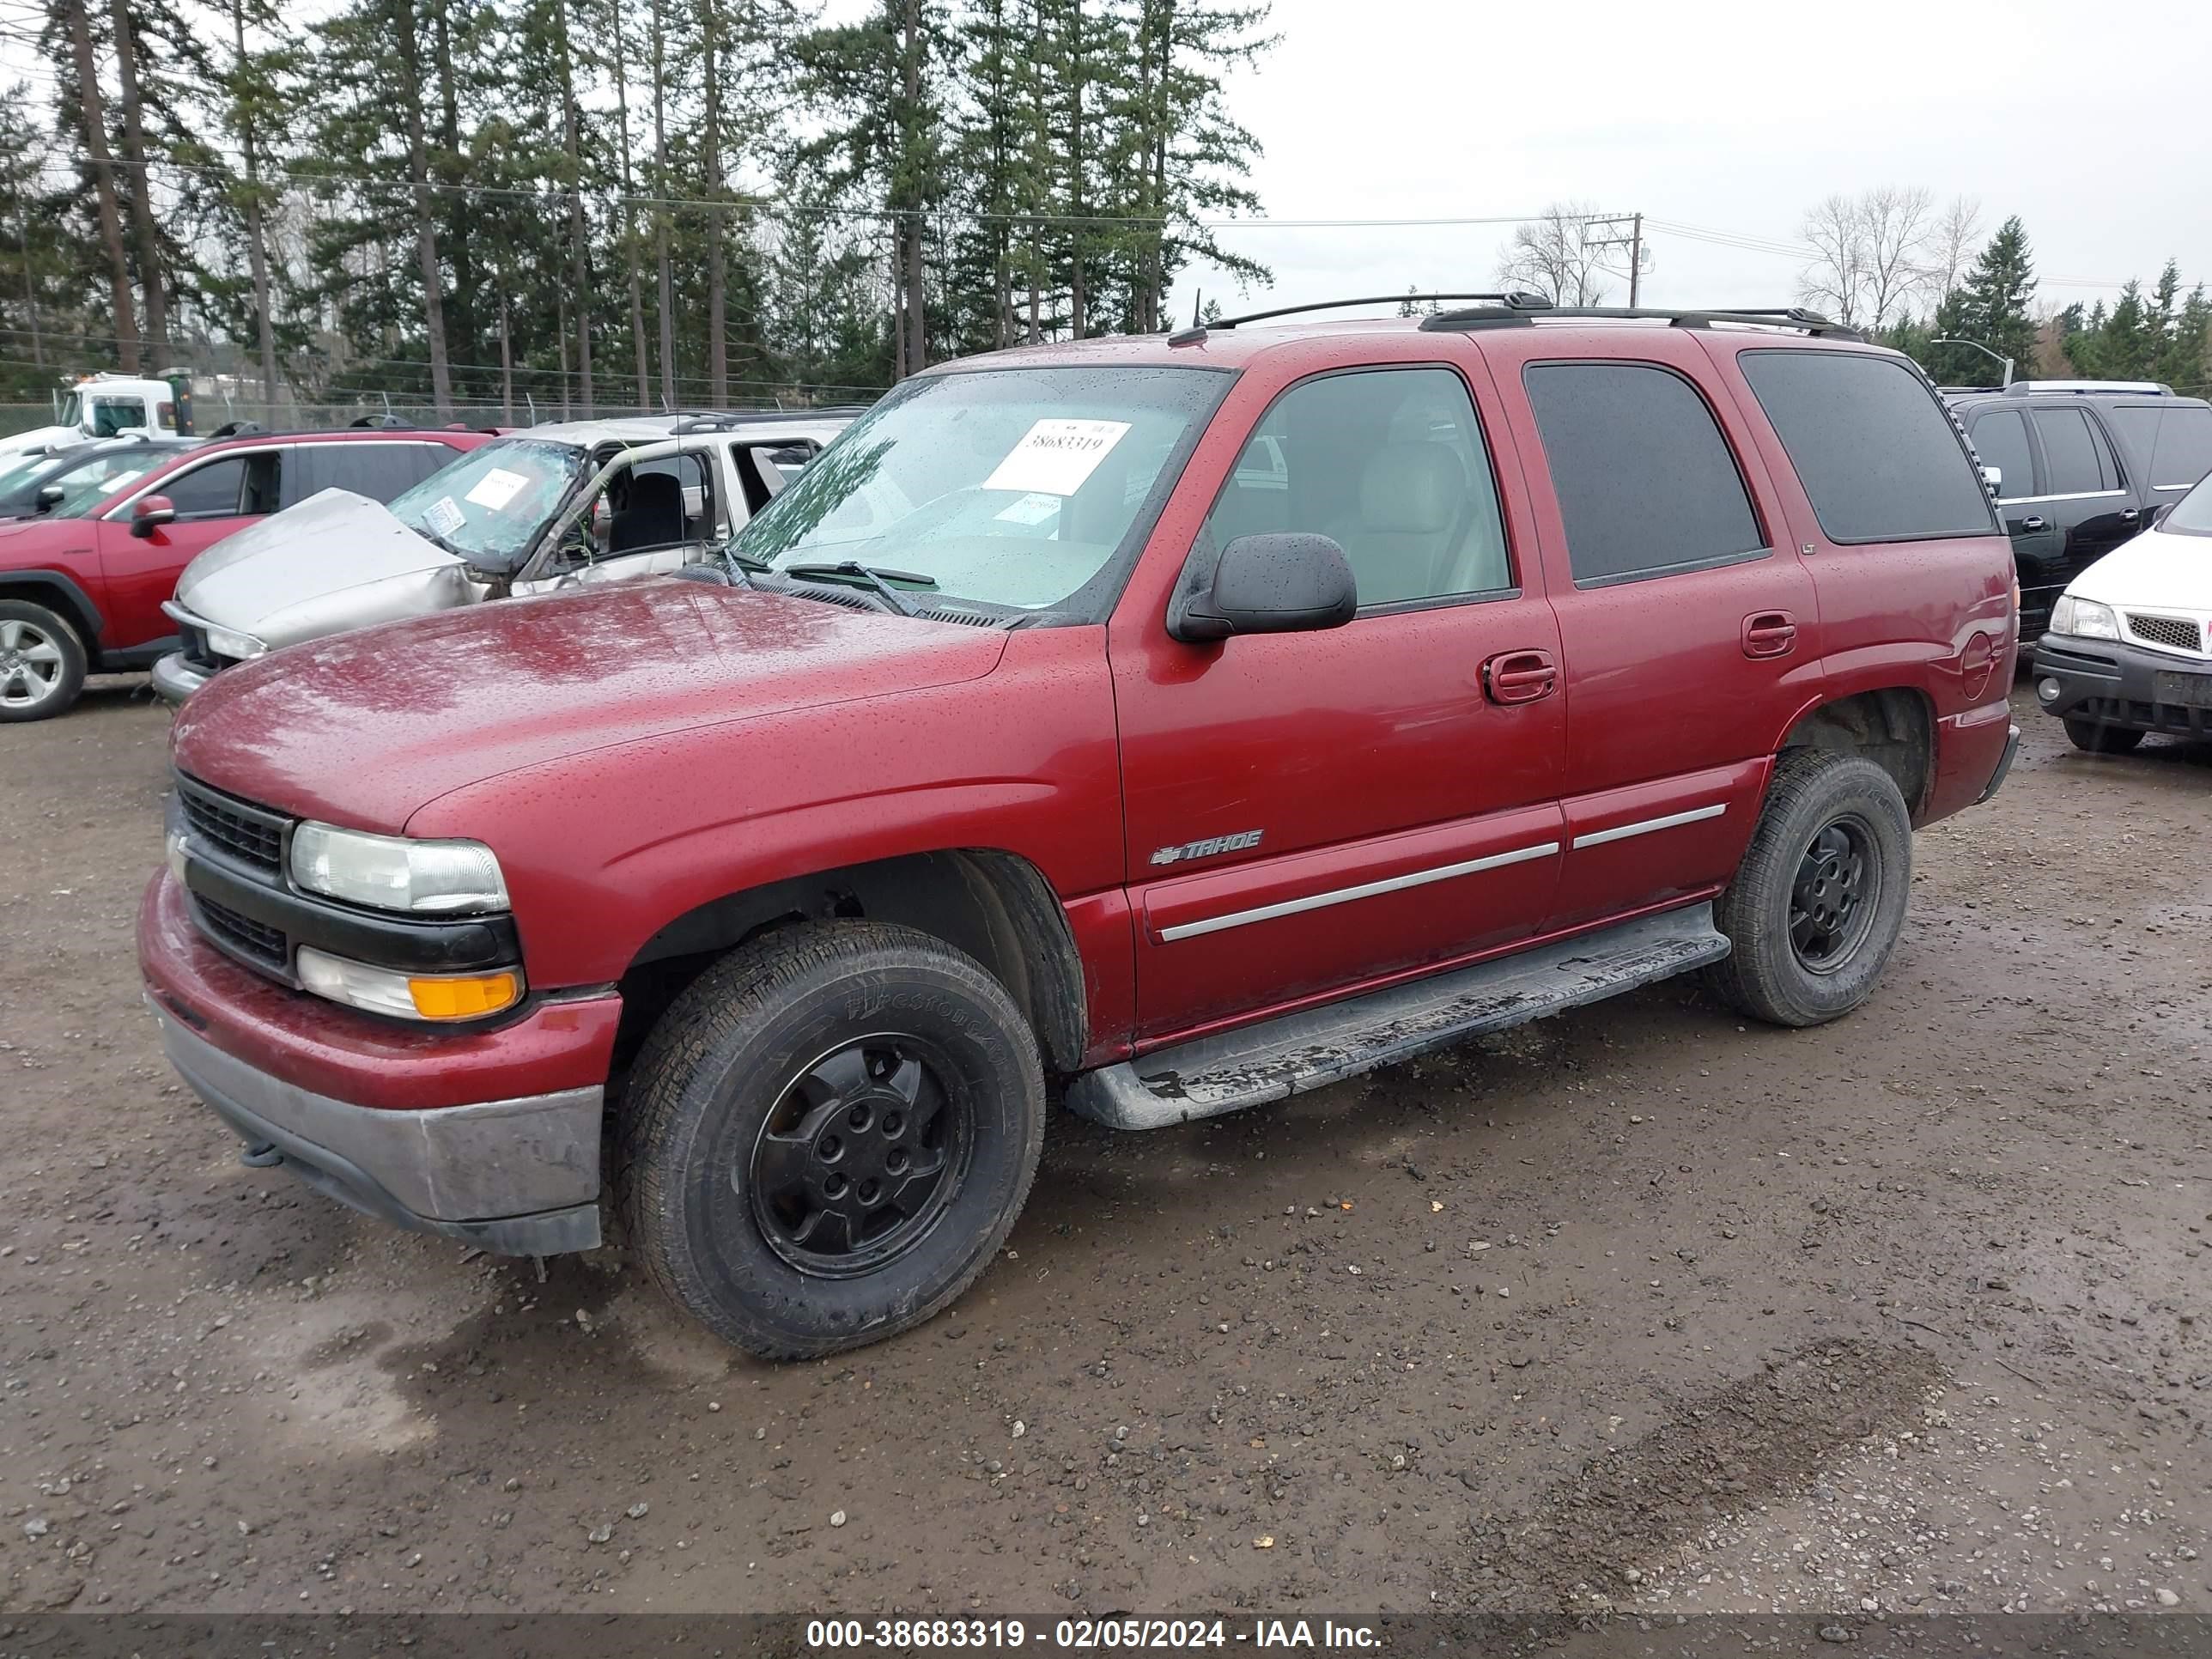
[1483,648,1557,705]
[2021,515,2047,532]
[2119,507,2141,523]
[1741,611,1798,659]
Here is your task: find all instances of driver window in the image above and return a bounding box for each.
[161,457,249,520]
[577,451,715,564]
[1200,368,1513,611]
[93,398,146,437]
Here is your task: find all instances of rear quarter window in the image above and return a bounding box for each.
[2107,404,2212,491]
[1738,349,1996,543]
[300,442,449,505]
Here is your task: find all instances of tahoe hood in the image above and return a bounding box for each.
[172,578,1008,831]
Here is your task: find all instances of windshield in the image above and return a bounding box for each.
[0,446,182,517]
[386,438,586,568]
[738,366,1231,612]
[2165,471,2212,538]
[57,392,83,430]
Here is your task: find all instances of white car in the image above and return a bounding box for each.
[153,410,855,703]
[2030,473,2212,751]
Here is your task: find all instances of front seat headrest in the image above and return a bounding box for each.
[1358,445,1465,535]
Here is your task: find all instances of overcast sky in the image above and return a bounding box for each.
[1167,0,2212,325]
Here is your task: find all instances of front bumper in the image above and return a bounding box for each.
[149,650,211,706]
[140,871,623,1254]
[154,1007,603,1254]
[2030,633,2212,738]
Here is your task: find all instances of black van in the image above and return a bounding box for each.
[1945,382,2212,640]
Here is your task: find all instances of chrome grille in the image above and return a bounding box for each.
[178,776,286,874]
[2126,613,2203,654]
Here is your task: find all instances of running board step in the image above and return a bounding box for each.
[1066,904,1730,1131]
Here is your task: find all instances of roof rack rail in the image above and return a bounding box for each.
[1170,292,1552,343]
[667,407,867,434]
[2000,379,2173,397]
[1419,297,1863,340]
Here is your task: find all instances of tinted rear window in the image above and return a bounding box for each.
[2107,404,2212,490]
[1969,410,2033,499]
[2032,406,2121,495]
[298,441,453,505]
[1522,362,1765,586]
[1739,350,1996,542]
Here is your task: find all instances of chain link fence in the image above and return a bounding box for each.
[1,395,855,441]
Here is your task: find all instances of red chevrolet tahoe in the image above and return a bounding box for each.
[140,299,2020,1358]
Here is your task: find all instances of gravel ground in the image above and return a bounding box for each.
[2,672,2206,1618]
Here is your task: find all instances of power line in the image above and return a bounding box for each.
[1650,216,2138,294]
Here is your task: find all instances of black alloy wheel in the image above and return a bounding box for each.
[748,1035,971,1277]
[1789,814,1881,974]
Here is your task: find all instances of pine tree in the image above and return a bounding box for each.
[1923,216,2036,388]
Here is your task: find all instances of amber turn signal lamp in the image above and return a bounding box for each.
[406,970,522,1021]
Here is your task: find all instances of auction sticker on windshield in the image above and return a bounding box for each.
[994,492,1061,526]
[465,468,531,512]
[982,419,1130,497]
[422,495,465,538]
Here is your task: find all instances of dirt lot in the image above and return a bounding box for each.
[3,672,2208,1620]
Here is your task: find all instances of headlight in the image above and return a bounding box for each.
[2050,594,2119,641]
[296,946,522,1021]
[203,623,267,661]
[289,823,510,914]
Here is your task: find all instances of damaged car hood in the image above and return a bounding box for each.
[173,489,478,646]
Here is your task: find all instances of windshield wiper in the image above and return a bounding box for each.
[716,544,770,586]
[781,560,937,618]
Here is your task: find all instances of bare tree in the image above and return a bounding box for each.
[1859,185,1935,332]
[1496,203,1609,307]
[1797,191,1868,328]
[1801,186,1966,331]
[1923,194,1983,302]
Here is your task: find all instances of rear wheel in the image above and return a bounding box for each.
[1706,751,1913,1029]
[617,921,1046,1358]
[0,601,87,722]
[2063,715,2144,754]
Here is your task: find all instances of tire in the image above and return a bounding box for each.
[2063,715,2144,755]
[1705,750,1914,1030]
[617,920,1047,1358]
[0,600,87,722]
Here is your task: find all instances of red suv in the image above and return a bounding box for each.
[0,425,490,719]
[140,300,2018,1358]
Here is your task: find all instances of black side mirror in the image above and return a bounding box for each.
[1170,532,1358,643]
[33,484,64,513]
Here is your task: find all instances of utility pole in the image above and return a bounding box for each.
[1582,212,1648,306]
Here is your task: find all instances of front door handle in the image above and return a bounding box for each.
[1741,611,1798,659]
[2021,515,2047,532]
[2119,507,2141,523]
[1483,648,1557,705]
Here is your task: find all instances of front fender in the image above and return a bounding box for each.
[404,628,1125,988]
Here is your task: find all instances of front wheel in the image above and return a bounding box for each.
[618,921,1046,1358]
[0,600,87,722]
[1706,751,1914,1029]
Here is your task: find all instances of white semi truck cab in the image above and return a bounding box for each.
[0,373,193,461]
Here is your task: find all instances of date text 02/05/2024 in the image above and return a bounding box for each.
[803,1617,1381,1649]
